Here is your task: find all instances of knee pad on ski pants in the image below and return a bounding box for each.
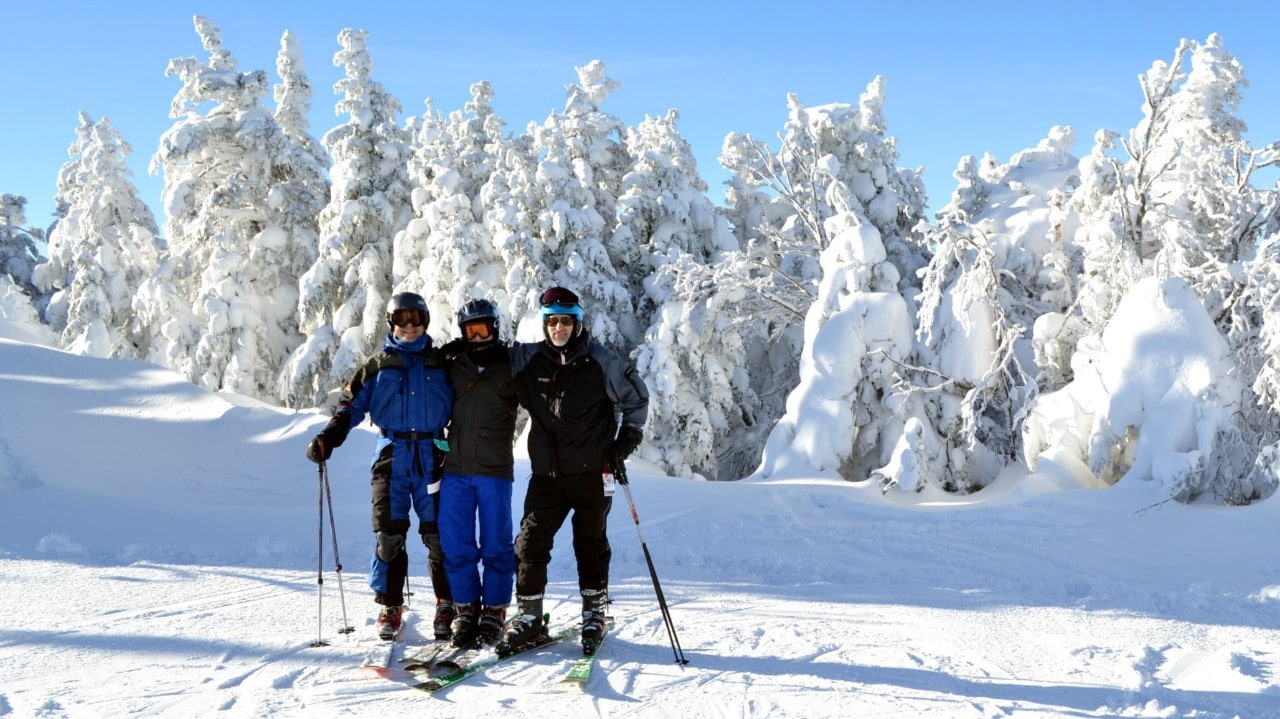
[376,531,405,562]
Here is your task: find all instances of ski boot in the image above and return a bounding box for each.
[496,595,544,655]
[433,599,457,642]
[376,605,404,640]
[581,588,608,655]
[476,605,507,646]
[449,603,480,648]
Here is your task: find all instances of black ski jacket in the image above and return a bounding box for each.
[510,331,648,477]
[440,339,519,480]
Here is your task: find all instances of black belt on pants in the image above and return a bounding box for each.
[381,430,437,441]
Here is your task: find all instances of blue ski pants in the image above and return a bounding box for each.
[437,472,515,607]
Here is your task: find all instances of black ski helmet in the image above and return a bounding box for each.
[456,298,499,330]
[386,292,429,328]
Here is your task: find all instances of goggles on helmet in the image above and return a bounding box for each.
[539,287,580,308]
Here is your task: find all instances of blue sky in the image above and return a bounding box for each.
[4,1,1278,234]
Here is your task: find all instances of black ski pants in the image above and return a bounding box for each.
[513,471,612,598]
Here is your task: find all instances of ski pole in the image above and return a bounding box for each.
[312,458,328,647]
[616,460,688,665]
[321,459,355,636]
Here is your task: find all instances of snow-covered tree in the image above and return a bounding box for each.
[524,61,632,346]
[723,79,929,312]
[397,82,508,338]
[1024,276,1248,504]
[1073,35,1276,339]
[880,128,1081,493]
[1056,35,1279,503]
[720,77,928,481]
[271,28,330,299]
[0,274,57,345]
[0,195,43,299]
[756,203,915,484]
[483,132,554,333]
[613,109,734,344]
[140,16,316,399]
[635,250,775,480]
[33,112,160,359]
[279,28,412,408]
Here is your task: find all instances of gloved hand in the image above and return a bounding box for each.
[306,434,331,463]
[306,412,352,464]
[612,425,643,462]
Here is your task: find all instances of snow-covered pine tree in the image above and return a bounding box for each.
[395,98,450,328]
[141,16,318,398]
[271,28,330,306]
[0,195,43,301]
[613,109,734,345]
[633,250,766,480]
[33,112,160,359]
[279,28,412,408]
[525,61,630,346]
[398,82,508,338]
[0,274,56,345]
[483,132,554,334]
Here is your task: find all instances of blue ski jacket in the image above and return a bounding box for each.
[337,332,454,478]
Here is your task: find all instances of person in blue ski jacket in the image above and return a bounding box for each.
[437,298,519,648]
[306,292,457,641]
[499,286,648,655]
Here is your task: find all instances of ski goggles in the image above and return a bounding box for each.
[539,287,580,308]
[462,319,495,341]
[391,309,426,327]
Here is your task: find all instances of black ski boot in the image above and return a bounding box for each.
[476,605,507,646]
[581,588,608,655]
[497,595,544,654]
[449,603,480,648]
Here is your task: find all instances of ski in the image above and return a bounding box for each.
[359,634,401,672]
[560,617,613,687]
[411,617,578,693]
[359,610,409,672]
[398,641,450,672]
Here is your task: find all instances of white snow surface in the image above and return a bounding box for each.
[1,334,1279,718]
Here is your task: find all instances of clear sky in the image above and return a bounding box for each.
[4,1,1279,235]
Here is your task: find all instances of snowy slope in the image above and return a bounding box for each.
[1,337,1279,718]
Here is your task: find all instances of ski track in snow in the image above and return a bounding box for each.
[2,557,1279,718]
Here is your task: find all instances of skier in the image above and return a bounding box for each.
[306,292,457,641]
[437,298,519,648]
[500,286,648,654]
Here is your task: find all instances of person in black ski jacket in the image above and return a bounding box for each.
[499,286,648,654]
[437,298,519,648]
[306,292,456,641]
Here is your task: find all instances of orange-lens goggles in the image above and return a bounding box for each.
[462,320,494,340]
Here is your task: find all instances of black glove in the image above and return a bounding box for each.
[305,412,352,464]
[306,434,332,463]
[612,425,643,462]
